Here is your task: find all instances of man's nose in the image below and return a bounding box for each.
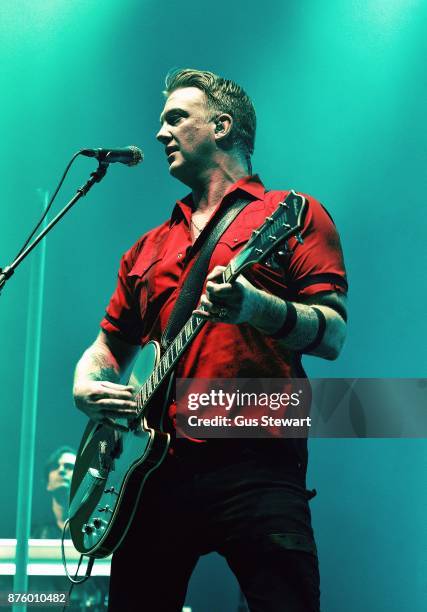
[156,123,172,144]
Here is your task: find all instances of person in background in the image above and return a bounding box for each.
[32,445,76,538]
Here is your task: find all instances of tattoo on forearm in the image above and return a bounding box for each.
[75,347,120,383]
[253,292,345,359]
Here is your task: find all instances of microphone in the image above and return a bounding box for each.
[80,145,143,166]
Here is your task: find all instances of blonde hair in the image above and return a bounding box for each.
[164,68,256,158]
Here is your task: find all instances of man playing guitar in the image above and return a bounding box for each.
[73,68,347,612]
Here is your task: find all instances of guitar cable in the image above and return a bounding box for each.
[61,519,96,612]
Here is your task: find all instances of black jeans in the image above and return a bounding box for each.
[108,444,320,612]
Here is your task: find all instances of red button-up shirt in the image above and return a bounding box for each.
[101,175,347,381]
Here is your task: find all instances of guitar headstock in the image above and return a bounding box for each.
[227,190,307,279]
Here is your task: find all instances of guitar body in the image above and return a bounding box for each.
[69,341,171,558]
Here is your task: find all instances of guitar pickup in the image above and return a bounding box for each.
[110,433,124,459]
[69,468,106,520]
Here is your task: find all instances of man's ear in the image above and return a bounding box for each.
[214,113,233,141]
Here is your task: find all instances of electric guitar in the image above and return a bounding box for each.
[69,190,307,558]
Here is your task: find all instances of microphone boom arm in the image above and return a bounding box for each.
[0,160,109,294]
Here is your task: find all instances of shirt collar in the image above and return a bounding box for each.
[170,175,265,227]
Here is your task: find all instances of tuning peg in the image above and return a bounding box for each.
[279,201,289,208]
[255,248,263,254]
[282,222,291,229]
[265,216,274,222]
[252,229,260,236]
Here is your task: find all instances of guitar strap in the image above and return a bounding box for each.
[161,194,254,349]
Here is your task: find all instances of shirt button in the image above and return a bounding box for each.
[233,237,238,243]
[177,253,183,259]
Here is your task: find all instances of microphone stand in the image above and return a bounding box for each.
[0,160,109,294]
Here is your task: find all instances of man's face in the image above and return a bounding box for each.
[156,87,217,184]
[46,452,76,494]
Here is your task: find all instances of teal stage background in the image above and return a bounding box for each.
[1,1,426,610]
